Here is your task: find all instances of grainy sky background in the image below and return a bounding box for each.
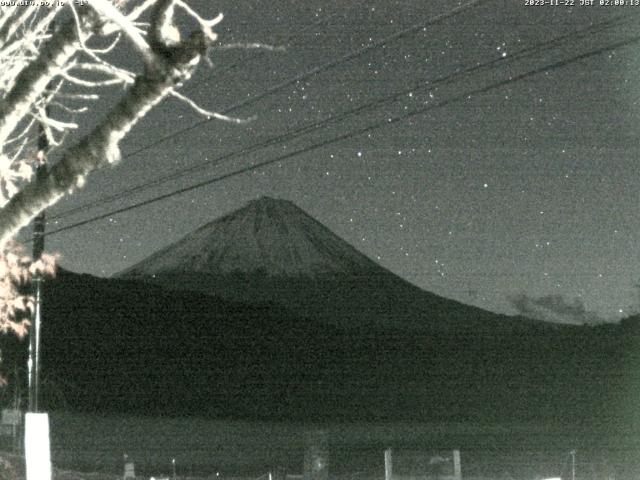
[24,0,640,324]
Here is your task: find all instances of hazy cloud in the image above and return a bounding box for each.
[508,293,605,325]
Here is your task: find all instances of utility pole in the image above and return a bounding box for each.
[27,113,48,413]
[24,19,54,480]
[24,107,52,480]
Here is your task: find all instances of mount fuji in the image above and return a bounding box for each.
[1,197,628,423]
[121,196,382,278]
[118,196,540,332]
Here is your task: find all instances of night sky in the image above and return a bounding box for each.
[22,0,640,324]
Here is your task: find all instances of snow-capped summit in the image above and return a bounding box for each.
[120,196,382,278]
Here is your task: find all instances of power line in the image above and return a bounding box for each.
[106,0,490,161]
[48,11,635,223]
[44,0,485,224]
[49,2,489,220]
[45,33,640,236]
[39,32,640,240]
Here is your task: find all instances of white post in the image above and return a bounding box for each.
[453,450,461,480]
[123,453,135,480]
[384,448,393,480]
[570,450,576,480]
[24,412,52,480]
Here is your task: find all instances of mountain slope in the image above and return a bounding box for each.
[0,268,630,424]
[118,196,544,332]
[18,196,632,423]
[119,196,383,277]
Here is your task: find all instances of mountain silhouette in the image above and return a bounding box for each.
[119,196,543,333]
[0,197,633,425]
[120,196,382,277]
[13,268,630,424]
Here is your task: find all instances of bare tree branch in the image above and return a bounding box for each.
[0,0,216,247]
[0,16,89,147]
[0,1,244,337]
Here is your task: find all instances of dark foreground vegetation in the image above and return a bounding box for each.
[0,268,638,478]
[0,268,636,426]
